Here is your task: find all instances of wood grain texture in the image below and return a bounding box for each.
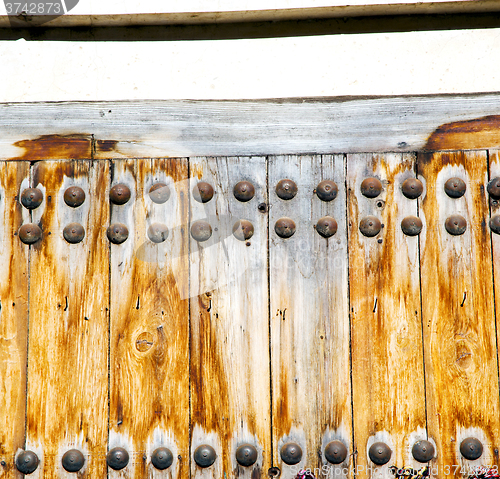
[189,157,270,479]
[269,155,351,479]
[0,162,29,479]
[418,151,500,478]
[25,160,110,478]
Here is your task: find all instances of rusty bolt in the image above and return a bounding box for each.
[21,188,43,210]
[62,449,85,472]
[412,440,435,463]
[316,216,338,238]
[191,220,212,242]
[275,217,296,238]
[19,224,42,245]
[368,442,392,465]
[149,183,170,204]
[148,223,169,243]
[107,224,129,244]
[316,180,338,202]
[236,444,258,467]
[63,223,85,244]
[488,177,500,199]
[109,184,131,205]
[16,450,39,474]
[401,216,422,236]
[107,447,129,470]
[194,445,216,468]
[360,178,382,198]
[276,179,298,200]
[401,178,423,199]
[445,215,467,236]
[490,215,500,235]
[444,178,466,198]
[193,182,214,203]
[64,186,86,208]
[233,220,254,241]
[324,440,348,464]
[151,447,173,470]
[359,216,382,237]
[234,181,255,202]
[280,443,302,465]
[460,437,483,461]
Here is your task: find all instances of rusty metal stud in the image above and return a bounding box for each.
[412,440,435,463]
[401,216,423,236]
[107,223,129,244]
[488,177,500,199]
[359,216,382,237]
[21,188,43,209]
[233,220,254,241]
[63,223,85,244]
[360,178,382,198]
[368,442,392,465]
[490,215,500,235]
[316,216,338,238]
[148,223,169,243]
[191,220,212,242]
[280,443,302,465]
[236,444,258,467]
[151,447,173,470]
[193,182,214,203]
[444,177,466,198]
[109,184,131,205]
[445,215,467,236]
[107,447,129,470]
[64,186,86,207]
[316,180,338,202]
[234,181,255,202]
[275,217,296,238]
[149,182,170,204]
[62,449,85,472]
[19,224,42,244]
[460,437,483,461]
[324,441,348,464]
[194,445,216,468]
[16,450,39,475]
[401,178,423,199]
[276,179,298,200]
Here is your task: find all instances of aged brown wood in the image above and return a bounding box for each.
[25,160,109,478]
[418,151,500,478]
[108,159,189,479]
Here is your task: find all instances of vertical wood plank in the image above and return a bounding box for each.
[269,155,351,479]
[25,160,110,478]
[189,157,270,479]
[347,153,427,479]
[109,158,190,479]
[418,151,500,478]
[0,162,30,479]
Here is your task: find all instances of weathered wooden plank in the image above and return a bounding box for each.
[269,155,351,479]
[347,153,428,479]
[25,160,109,478]
[108,158,190,479]
[189,157,270,479]
[418,151,500,478]
[0,161,29,479]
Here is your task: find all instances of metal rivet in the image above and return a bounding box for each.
[234,181,255,202]
[360,178,382,198]
[276,179,298,200]
[63,223,85,244]
[107,223,129,244]
[235,444,258,467]
[268,467,281,477]
[107,447,129,470]
[16,451,39,474]
[316,180,338,202]
[275,217,296,238]
[401,178,423,199]
[324,440,348,464]
[191,220,212,242]
[490,215,500,235]
[280,443,302,465]
[233,220,254,241]
[316,216,338,238]
[488,177,500,199]
[147,223,169,243]
[64,186,86,207]
[109,184,131,205]
[444,178,466,198]
[19,224,42,244]
[258,203,268,213]
[412,440,435,463]
[193,182,214,203]
[62,449,85,472]
[21,188,43,209]
[359,216,382,237]
[151,447,173,470]
[401,216,422,236]
[368,442,392,465]
[194,445,216,468]
[445,215,467,236]
[149,183,170,204]
[460,437,483,460]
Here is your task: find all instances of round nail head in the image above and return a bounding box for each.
[445,215,467,236]
[359,216,382,237]
[235,444,258,467]
[233,220,254,241]
[62,449,85,472]
[401,216,423,236]
[234,181,255,202]
[316,216,338,238]
[191,220,212,242]
[316,180,338,202]
[324,440,348,464]
[194,445,216,468]
[275,217,296,238]
[280,443,302,465]
[107,447,129,470]
[460,437,483,461]
[412,440,435,463]
[368,442,392,465]
[151,447,173,470]
[193,182,214,203]
[16,450,39,475]
[19,224,42,244]
[276,179,298,200]
[63,223,85,244]
[149,182,170,204]
[107,223,129,244]
[401,178,423,199]
[361,178,383,198]
[444,177,466,198]
[109,184,131,205]
[148,223,169,243]
[64,186,86,207]
[491,215,500,235]
[488,177,500,199]
[21,188,43,209]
